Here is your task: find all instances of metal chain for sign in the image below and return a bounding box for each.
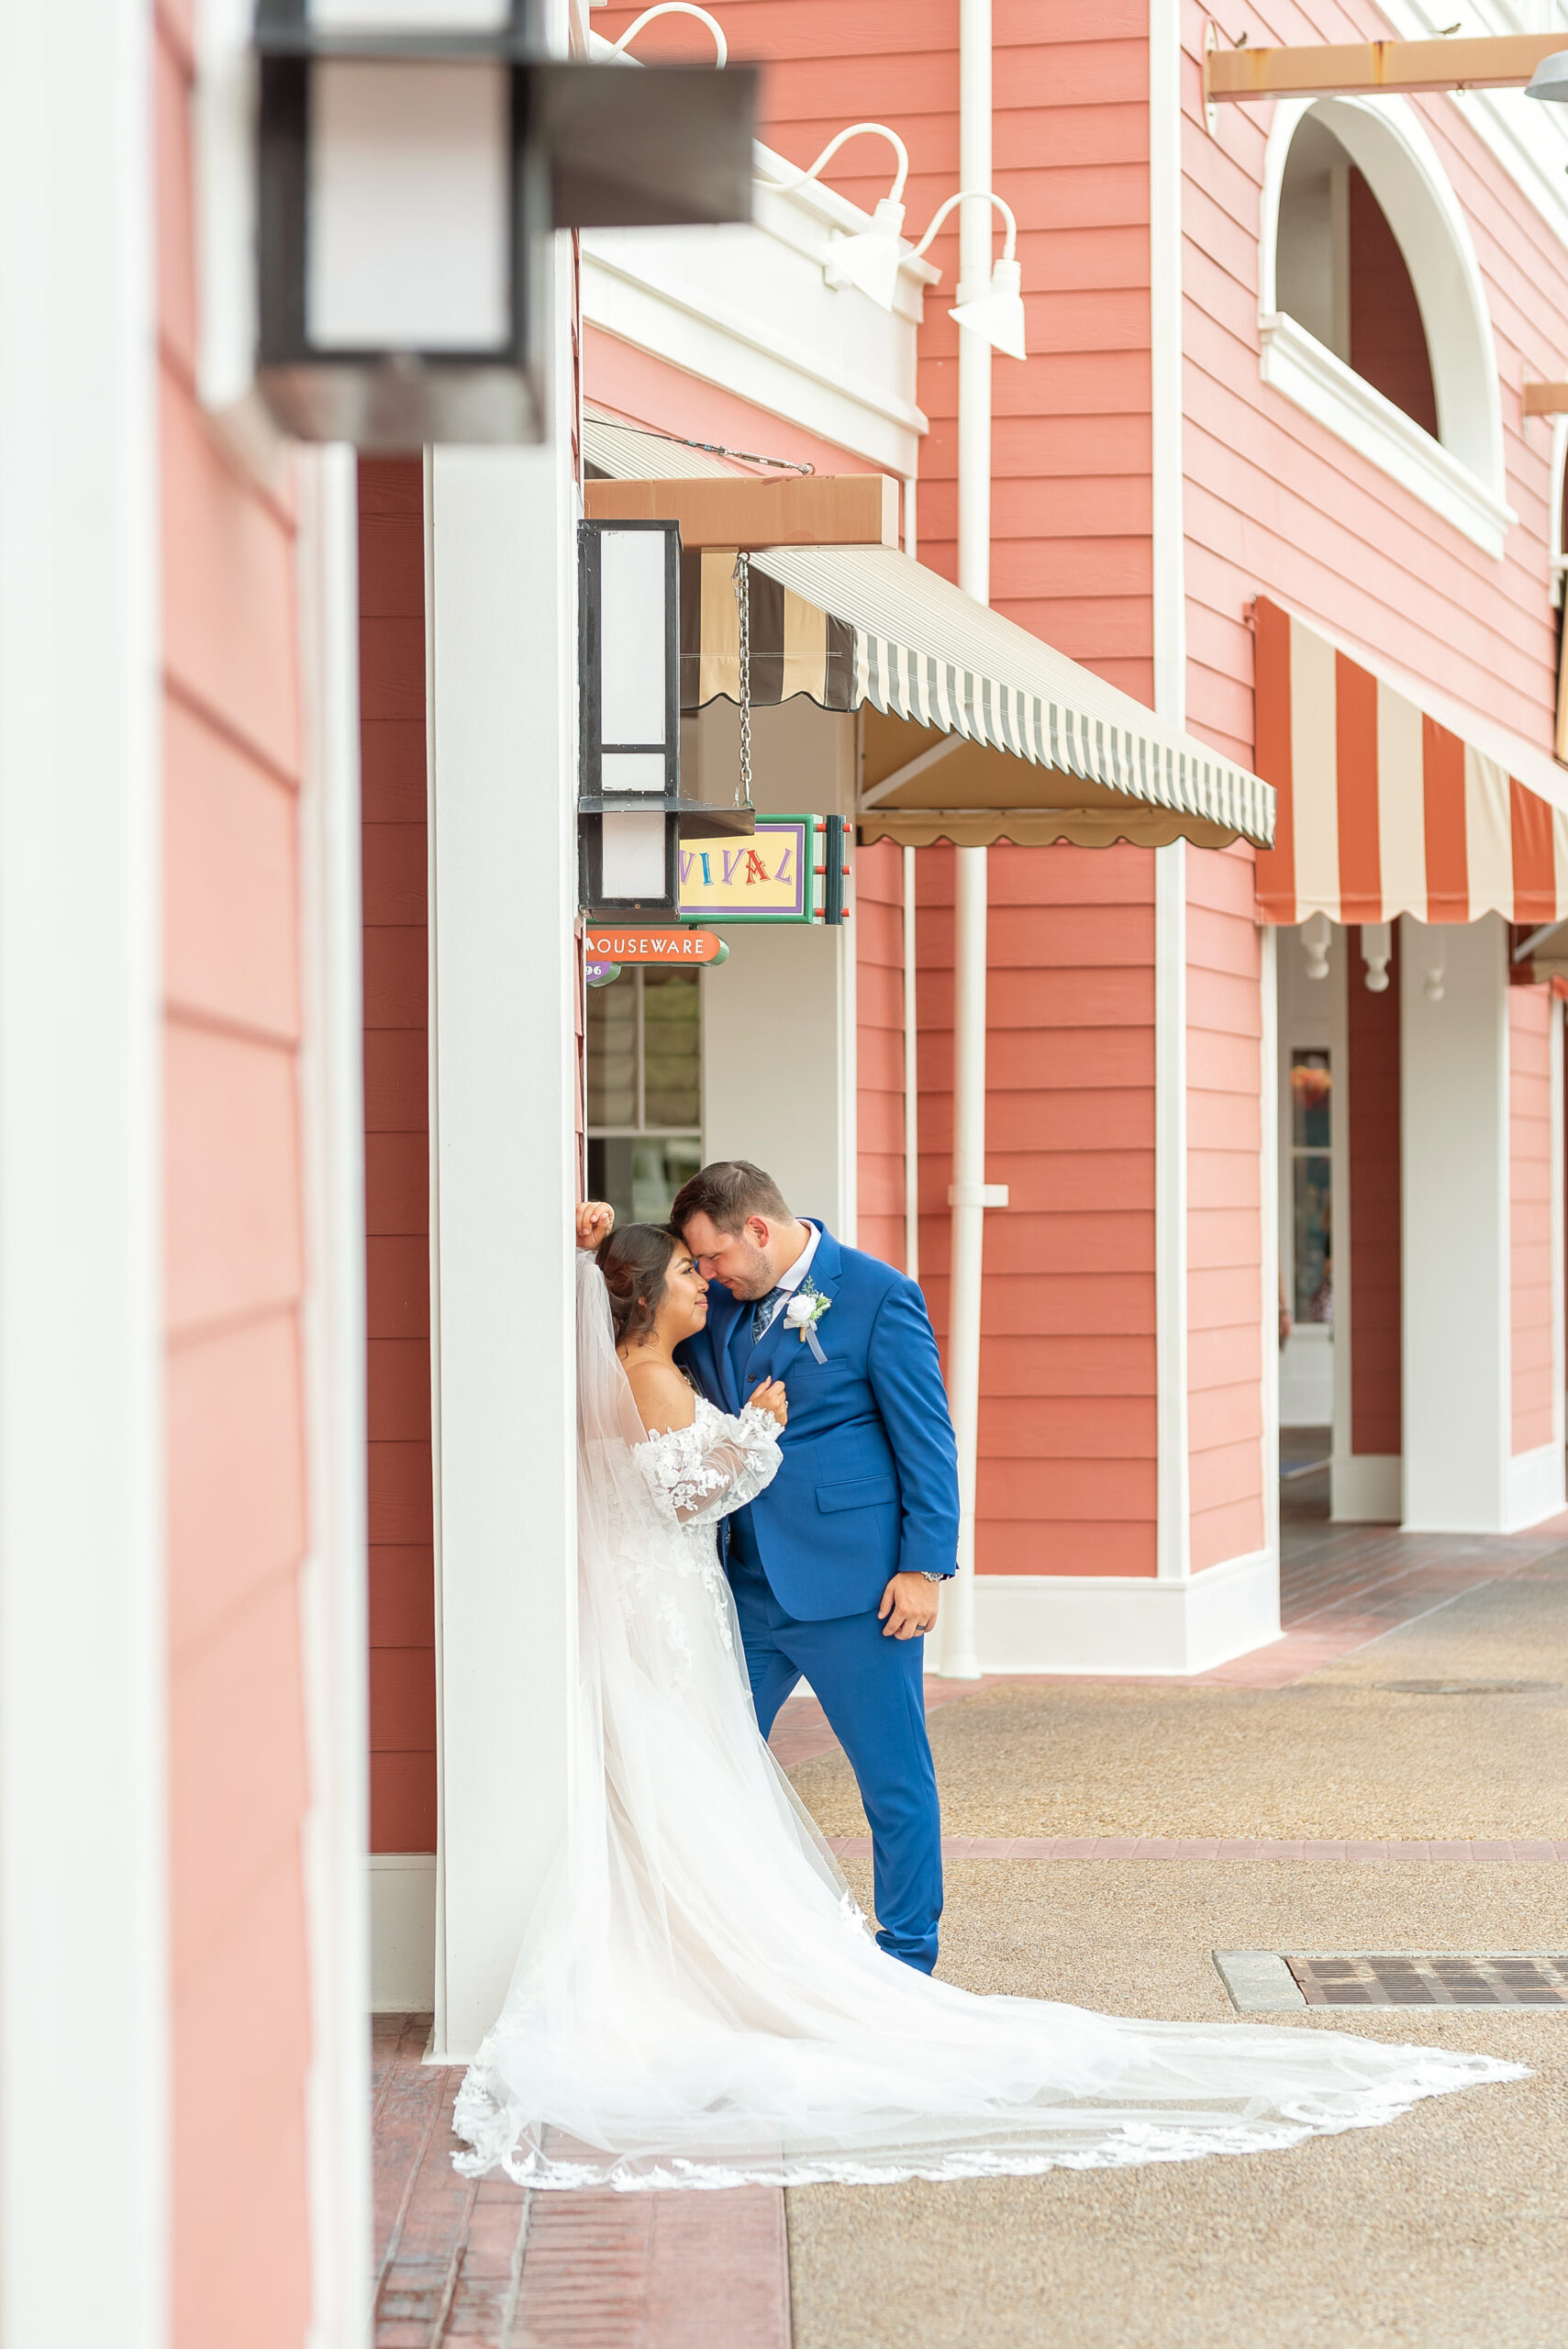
[732,551,752,812]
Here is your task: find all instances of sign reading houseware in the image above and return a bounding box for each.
[584,927,726,965]
[678,818,812,923]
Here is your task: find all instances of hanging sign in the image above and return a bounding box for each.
[583,926,728,965]
[679,816,811,923]
[677,813,850,926]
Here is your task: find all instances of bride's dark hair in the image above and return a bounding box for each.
[596,1222,678,1348]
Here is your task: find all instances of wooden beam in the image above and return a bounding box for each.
[583,472,899,550]
[1207,31,1562,104]
[1523,383,1568,417]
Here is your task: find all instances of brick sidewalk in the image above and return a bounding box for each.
[372,2017,792,2349]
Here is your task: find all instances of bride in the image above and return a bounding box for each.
[451,1217,1525,2192]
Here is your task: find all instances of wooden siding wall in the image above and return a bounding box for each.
[593,0,1156,690]
[915,845,1159,1579]
[360,459,437,1854]
[1186,0,1568,768]
[856,837,907,1268]
[1509,985,1554,1458]
[1186,846,1263,1571]
[157,4,314,2340]
[1347,926,1402,1459]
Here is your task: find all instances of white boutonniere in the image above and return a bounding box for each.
[784,1286,831,1364]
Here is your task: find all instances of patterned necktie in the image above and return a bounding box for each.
[751,1287,785,1345]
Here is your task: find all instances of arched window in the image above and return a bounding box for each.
[1260,97,1512,559]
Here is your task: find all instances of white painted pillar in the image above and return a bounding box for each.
[427,270,579,2058]
[940,0,995,1681]
[1259,926,1281,1575]
[0,7,168,2342]
[1154,841,1190,1577]
[903,845,920,1279]
[295,446,373,2346]
[1400,916,1510,1531]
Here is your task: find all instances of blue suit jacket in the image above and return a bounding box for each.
[676,1223,960,1620]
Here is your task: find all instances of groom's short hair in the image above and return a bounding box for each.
[671,1160,792,1234]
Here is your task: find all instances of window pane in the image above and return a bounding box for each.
[1291,1050,1331,1150]
[630,1134,704,1224]
[1294,1152,1333,1324]
[642,970,700,1128]
[587,977,636,1128]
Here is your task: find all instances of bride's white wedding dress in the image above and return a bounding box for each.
[451,1256,1524,2192]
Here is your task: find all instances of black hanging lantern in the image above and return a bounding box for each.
[577,520,753,916]
[252,1,757,446]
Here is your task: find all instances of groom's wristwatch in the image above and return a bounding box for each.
[917,1571,946,1584]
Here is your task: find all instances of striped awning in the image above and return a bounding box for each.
[1253,596,1568,925]
[682,543,1274,851]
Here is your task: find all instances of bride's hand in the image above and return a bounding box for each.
[747,1377,787,1430]
[576,1200,615,1252]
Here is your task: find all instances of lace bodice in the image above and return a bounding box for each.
[635,1396,782,1528]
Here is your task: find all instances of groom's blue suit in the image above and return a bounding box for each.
[677,1221,960,1971]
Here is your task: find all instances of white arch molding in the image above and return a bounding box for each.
[1258,95,1515,560]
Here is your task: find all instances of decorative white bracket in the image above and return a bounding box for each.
[1424,932,1447,1003]
[1361,921,1392,993]
[1301,912,1332,981]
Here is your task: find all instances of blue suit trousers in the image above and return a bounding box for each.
[729,1521,943,1975]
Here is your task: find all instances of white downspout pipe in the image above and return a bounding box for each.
[903,845,920,1279]
[939,0,995,1680]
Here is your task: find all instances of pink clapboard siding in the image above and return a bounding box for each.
[1184,0,1567,771]
[856,838,908,1268]
[586,330,889,484]
[157,4,314,2343]
[915,844,1159,1579]
[591,0,1156,690]
[360,459,438,1854]
[1186,845,1263,1571]
[1509,985,1555,1458]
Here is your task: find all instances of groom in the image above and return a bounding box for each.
[671,1160,960,1974]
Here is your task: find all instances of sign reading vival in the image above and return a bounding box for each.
[677,816,814,924]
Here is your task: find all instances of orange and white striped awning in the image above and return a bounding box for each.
[1252,597,1568,926]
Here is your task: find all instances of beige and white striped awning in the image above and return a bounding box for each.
[682,542,1274,851]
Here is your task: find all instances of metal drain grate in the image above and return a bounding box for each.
[1214,1950,1568,2012]
[1289,1954,1568,2006]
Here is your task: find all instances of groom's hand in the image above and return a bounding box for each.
[878,1572,940,1640]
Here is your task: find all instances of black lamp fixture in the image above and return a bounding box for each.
[253,1,757,446]
[577,521,753,918]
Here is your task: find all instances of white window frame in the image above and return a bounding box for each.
[1259,95,1516,561]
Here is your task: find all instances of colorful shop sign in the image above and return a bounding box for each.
[678,816,813,924]
[583,926,728,965]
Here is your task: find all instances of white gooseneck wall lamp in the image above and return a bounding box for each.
[763,123,913,309]
[608,4,728,65]
[910,189,1027,362]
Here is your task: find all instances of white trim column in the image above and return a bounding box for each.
[428,257,579,2061]
[1154,841,1190,1579]
[0,7,168,2342]
[1150,0,1185,728]
[1259,926,1281,1577]
[1401,915,1511,1531]
[295,447,373,2349]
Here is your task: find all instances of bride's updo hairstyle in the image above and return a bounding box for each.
[596,1222,677,1348]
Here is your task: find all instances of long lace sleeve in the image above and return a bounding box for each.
[638,1399,783,1528]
